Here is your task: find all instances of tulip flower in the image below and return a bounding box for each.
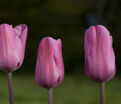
[0,23,28,104]
[0,24,28,72]
[84,25,116,104]
[35,37,64,104]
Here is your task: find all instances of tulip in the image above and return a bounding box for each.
[84,25,116,82]
[84,25,116,104]
[0,24,28,72]
[0,23,28,104]
[35,37,64,104]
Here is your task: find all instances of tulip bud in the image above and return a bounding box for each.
[0,24,28,72]
[84,25,116,83]
[35,37,64,88]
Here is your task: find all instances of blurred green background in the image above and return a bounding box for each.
[0,0,121,103]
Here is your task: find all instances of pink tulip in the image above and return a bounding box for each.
[0,24,28,72]
[84,25,116,83]
[35,37,64,88]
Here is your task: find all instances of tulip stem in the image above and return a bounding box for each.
[8,72,14,104]
[99,82,105,104]
[48,88,53,104]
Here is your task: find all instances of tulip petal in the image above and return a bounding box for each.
[14,24,28,64]
[14,24,28,45]
[0,24,22,72]
[54,39,64,86]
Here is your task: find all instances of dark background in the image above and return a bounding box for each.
[0,0,121,75]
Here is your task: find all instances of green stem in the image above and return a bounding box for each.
[48,88,53,104]
[8,72,14,104]
[100,82,105,104]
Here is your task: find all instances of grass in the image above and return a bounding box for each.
[0,73,120,104]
